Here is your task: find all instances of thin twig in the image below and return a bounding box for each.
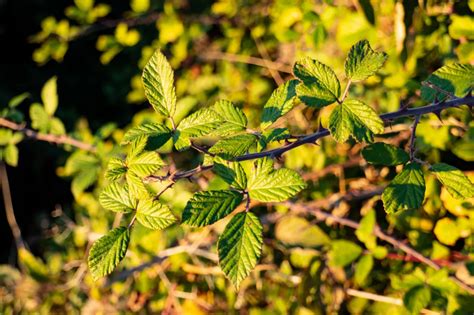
[0,118,96,153]
[346,289,440,314]
[252,34,284,84]
[409,115,421,161]
[287,198,474,295]
[201,51,293,73]
[0,162,25,250]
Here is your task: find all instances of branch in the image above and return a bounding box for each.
[286,196,474,295]
[0,118,96,153]
[148,95,473,183]
[0,162,25,250]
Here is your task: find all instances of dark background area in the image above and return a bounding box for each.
[0,0,140,262]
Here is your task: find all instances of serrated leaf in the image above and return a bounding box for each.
[105,157,127,181]
[126,171,150,198]
[421,63,474,102]
[142,50,176,117]
[213,157,247,190]
[328,240,362,267]
[99,182,136,212]
[126,151,164,177]
[218,212,263,288]
[177,108,222,137]
[88,227,130,280]
[136,198,176,230]
[258,128,290,150]
[345,40,387,81]
[30,103,50,133]
[430,163,474,199]
[382,163,425,214]
[248,168,306,202]
[122,123,172,150]
[182,190,243,227]
[41,76,58,115]
[260,79,298,129]
[212,100,247,135]
[354,254,374,285]
[403,285,431,314]
[173,131,191,151]
[329,99,384,143]
[4,144,18,167]
[362,143,409,166]
[209,134,257,160]
[294,58,340,108]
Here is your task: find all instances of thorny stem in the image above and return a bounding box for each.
[146,95,474,183]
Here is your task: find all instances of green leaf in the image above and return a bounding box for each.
[212,100,247,135]
[329,99,384,143]
[260,79,298,129]
[136,198,176,230]
[8,92,29,108]
[41,76,58,115]
[248,167,306,202]
[126,151,164,177]
[275,215,330,247]
[355,209,376,250]
[258,128,290,150]
[177,108,222,137]
[142,50,177,117]
[209,134,257,160]
[218,212,263,288]
[99,182,136,212]
[50,117,66,135]
[4,144,18,167]
[88,227,130,280]
[449,14,474,40]
[71,168,98,197]
[421,63,474,102]
[430,163,474,199]
[182,190,243,227]
[213,157,247,190]
[294,58,341,108]
[172,131,191,151]
[453,140,474,161]
[18,248,49,282]
[328,240,362,267]
[30,103,50,133]
[354,254,374,285]
[403,285,431,314]
[382,163,425,214]
[362,143,409,166]
[105,157,127,181]
[126,171,150,198]
[122,123,172,150]
[344,40,387,81]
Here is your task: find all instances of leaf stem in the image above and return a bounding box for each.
[409,115,421,161]
[340,79,352,103]
[128,215,137,229]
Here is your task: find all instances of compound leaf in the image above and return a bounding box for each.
[218,212,263,288]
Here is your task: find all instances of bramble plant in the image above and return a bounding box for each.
[83,40,474,289]
[2,2,474,313]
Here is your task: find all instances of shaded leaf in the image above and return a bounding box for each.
[182,190,243,227]
[362,143,409,166]
[294,57,340,108]
[329,99,384,143]
[105,157,127,181]
[212,100,247,135]
[382,163,425,214]
[218,212,263,288]
[122,123,172,150]
[403,285,431,314]
[345,40,387,81]
[421,63,474,102]
[260,79,298,129]
[209,134,257,160]
[213,157,247,190]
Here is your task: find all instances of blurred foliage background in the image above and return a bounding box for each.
[0,0,473,313]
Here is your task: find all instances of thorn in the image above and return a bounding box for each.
[433,110,443,123]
